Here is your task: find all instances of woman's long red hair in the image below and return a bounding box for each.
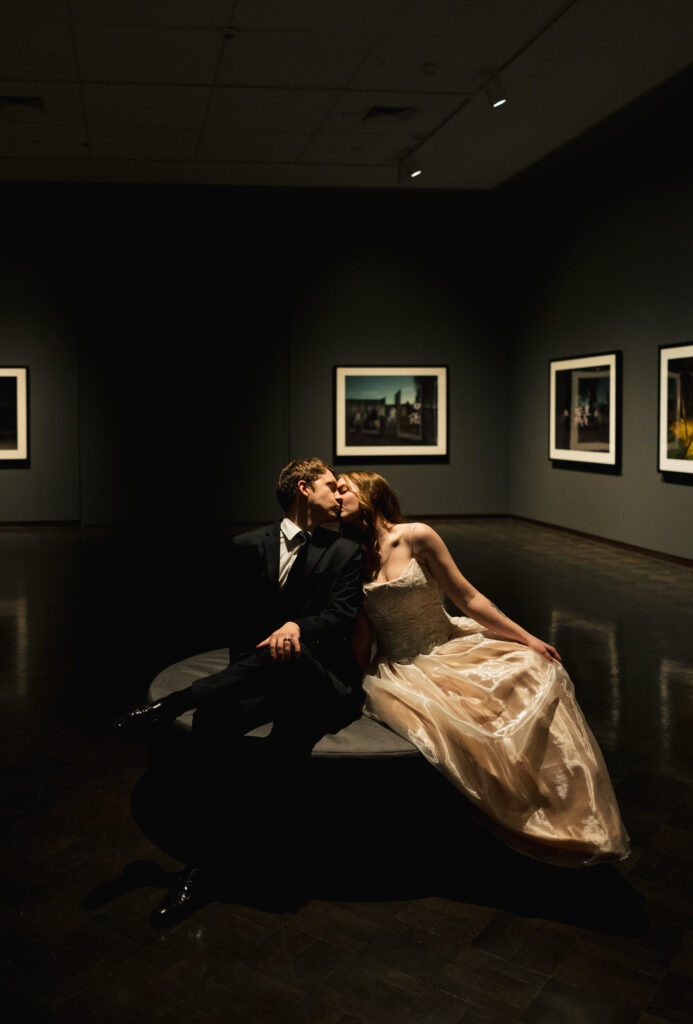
[340,471,404,581]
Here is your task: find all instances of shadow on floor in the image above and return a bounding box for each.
[79,735,649,939]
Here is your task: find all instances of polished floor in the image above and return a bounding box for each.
[1,518,693,1023]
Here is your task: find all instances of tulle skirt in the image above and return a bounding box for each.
[362,617,630,865]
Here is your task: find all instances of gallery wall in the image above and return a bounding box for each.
[0,185,507,526]
[287,190,507,517]
[2,68,692,561]
[0,242,80,521]
[76,185,292,526]
[506,88,693,561]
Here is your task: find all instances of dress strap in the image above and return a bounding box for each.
[410,522,417,556]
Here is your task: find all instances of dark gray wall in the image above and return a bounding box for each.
[76,188,291,525]
[506,92,693,561]
[3,89,693,561]
[289,193,508,517]
[1,186,506,526]
[0,246,79,521]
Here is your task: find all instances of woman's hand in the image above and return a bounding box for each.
[524,636,562,664]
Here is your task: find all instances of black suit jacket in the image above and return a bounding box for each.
[229,521,364,701]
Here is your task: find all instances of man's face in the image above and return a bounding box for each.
[305,469,341,525]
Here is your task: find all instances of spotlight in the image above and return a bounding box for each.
[398,154,423,182]
[484,76,507,108]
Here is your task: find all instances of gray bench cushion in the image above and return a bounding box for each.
[148,648,418,760]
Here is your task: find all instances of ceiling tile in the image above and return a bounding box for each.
[69,1,227,27]
[390,0,567,36]
[325,90,464,135]
[0,1,69,20]
[350,31,526,94]
[233,0,401,33]
[0,82,82,123]
[206,86,336,132]
[73,25,221,83]
[418,0,693,189]
[89,125,198,159]
[0,123,87,158]
[83,84,209,128]
[218,30,373,89]
[299,131,413,166]
[0,155,395,187]
[1,0,692,189]
[0,21,77,79]
[197,130,312,162]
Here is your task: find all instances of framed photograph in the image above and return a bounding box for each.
[659,342,693,475]
[549,352,619,466]
[0,367,29,464]
[335,366,447,459]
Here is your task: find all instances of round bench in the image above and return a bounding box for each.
[148,648,418,760]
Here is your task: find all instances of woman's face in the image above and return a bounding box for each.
[336,477,362,525]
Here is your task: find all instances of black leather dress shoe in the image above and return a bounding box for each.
[113,700,174,741]
[150,867,213,927]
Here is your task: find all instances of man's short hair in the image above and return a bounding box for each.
[276,457,330,512]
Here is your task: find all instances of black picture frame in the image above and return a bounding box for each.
[549,352,620,471]
[658,342,693,476]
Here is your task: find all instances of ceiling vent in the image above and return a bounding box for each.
[0,96,44,113]
[363,106,416,124]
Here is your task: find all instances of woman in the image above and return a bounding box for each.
[338,471,629,865]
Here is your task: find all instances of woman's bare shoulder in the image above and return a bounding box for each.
[405,523,448,565]
[409,522,443,546]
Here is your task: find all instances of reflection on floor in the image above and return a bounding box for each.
[1,518,692,1023]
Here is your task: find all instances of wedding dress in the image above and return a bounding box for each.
[362,558,629,864]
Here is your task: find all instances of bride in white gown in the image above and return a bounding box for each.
[337,471,629,865]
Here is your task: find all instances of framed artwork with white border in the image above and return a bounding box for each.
[659,342,693,475]
[0,367,29,464]
[335,365,447,460]
[549,352,619,467]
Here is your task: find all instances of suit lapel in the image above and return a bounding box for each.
[265,523,332,605]
[304,534,325,575]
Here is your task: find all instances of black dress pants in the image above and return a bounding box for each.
[185,644,346,864]
[190,642,344,761]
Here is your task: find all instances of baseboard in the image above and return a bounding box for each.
[508,514,693,569]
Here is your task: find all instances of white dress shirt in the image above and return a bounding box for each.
[278,517,310,589]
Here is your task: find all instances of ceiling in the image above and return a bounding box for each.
[1,0,693,190]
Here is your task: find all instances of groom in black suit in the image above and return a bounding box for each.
[188,456,364,751]
[115,457,364,923]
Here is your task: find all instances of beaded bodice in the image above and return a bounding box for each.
[363,558,456,659]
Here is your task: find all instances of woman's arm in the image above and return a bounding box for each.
[412,524,561,664]
[351,608,373,672]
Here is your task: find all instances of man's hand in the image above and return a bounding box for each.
[256,621,301,663]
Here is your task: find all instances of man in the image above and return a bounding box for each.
[115,457,363,923]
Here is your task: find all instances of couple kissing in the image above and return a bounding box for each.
[116,456,629,925]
